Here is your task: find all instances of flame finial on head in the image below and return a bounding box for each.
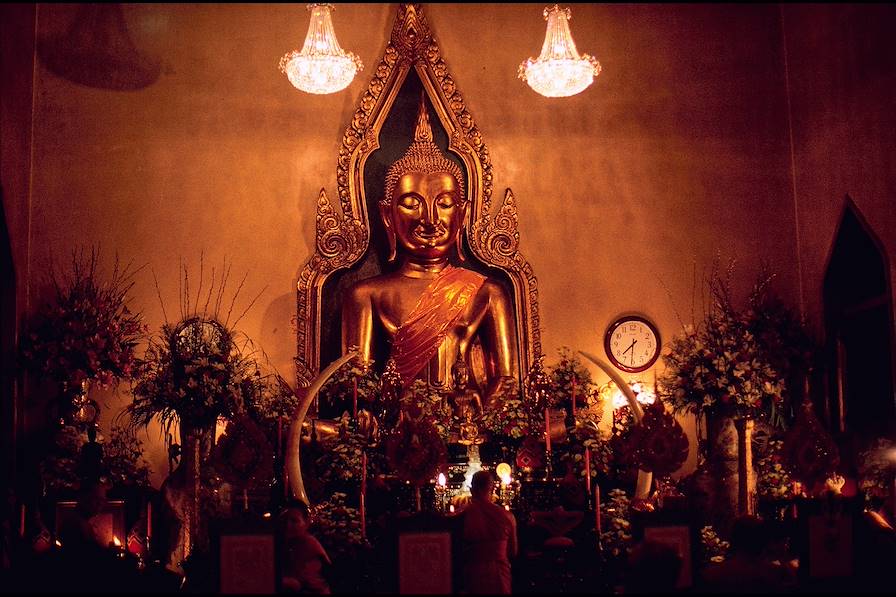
[383,92,465,203]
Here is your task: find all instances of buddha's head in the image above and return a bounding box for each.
[451,358,470,389]
[381,94,467,263]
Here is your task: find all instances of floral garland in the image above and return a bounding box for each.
[481,378,532,440]
[247,373,301,423]
[699,525,730,564]
[318,357,382,416]
[212,414,274,490]
[548,347,600,413]
[755,439,795,500]
[21,248,145,387]
[600,488,634,558]
[625,401,689,477]
[311,492,366,559]
[657,262,806,424]
[312,429,368,485]
[401,379,451,442]
[563,435,613,486]
[385,418,446,486]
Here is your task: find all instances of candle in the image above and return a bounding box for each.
[544,408,552,453]
[146,502,152,539]
[277,417,283,457]
[595,484,602,534]
[243,488,249,512]
[360,493,367,540]
[360,452,368,537]
[584,448,591,495]
[360,452,368,496]
[352,377,358,419]
[571,377,577,418]
[20,504,25,538]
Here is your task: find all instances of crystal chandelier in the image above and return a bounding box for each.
[279,4,363,95]
[519,5,601,98]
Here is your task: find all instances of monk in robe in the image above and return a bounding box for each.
[460,470,518,594]
[342,95,518,407]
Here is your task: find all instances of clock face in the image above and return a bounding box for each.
[604,316,661,373]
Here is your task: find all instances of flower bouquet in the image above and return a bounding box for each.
[21,248,145,388]
[125,317,263,440]
[658,262,810,426]
[481,378,532,440]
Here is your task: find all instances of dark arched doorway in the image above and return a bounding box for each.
[822,197,895,451]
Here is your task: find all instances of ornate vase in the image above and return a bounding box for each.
[708,414,756,524]
[69,379,99,426]
[162,421,214,572]
[734,418,757,515]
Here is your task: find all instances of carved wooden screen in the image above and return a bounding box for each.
[295,3,542,388]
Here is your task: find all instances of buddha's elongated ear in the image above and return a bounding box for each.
[455,201,468,262]
[379,198,396,262]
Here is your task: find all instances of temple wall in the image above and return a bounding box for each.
[780,4,896,334]
[2,3,892,487]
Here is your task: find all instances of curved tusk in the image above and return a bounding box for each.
[286,351,358,506]
[579,350,644,422]
[578,350,653,500]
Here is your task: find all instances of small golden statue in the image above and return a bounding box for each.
[450,360,484,445]
[341,93,518,408]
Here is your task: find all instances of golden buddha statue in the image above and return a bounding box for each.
[449,359,484,444]
[341,95,518,408]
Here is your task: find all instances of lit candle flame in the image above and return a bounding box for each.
[113,536,121,547]
[437,473,446,487]
[495,462,512,486]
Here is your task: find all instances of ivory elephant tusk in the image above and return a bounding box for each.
[286,351,358,506]
[578,350,653,500]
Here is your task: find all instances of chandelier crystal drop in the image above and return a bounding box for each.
[279,3,363,95]
[519,5,601,98]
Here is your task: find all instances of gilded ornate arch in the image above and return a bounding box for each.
[295,3,542,389]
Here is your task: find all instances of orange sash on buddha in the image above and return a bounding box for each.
[391,265,486,388]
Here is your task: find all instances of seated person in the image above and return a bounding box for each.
[342,95,518,409]
[279,500,331,594]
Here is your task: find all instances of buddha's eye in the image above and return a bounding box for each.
[436,194,456,209]
[398,195,421,210]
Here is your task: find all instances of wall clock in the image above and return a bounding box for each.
[604,315,661,373]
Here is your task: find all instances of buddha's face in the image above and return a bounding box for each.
[453,364,469,388]
[383,171,465,261]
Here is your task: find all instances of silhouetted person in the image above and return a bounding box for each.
[460,470,518,594]
[77,424,105,485]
